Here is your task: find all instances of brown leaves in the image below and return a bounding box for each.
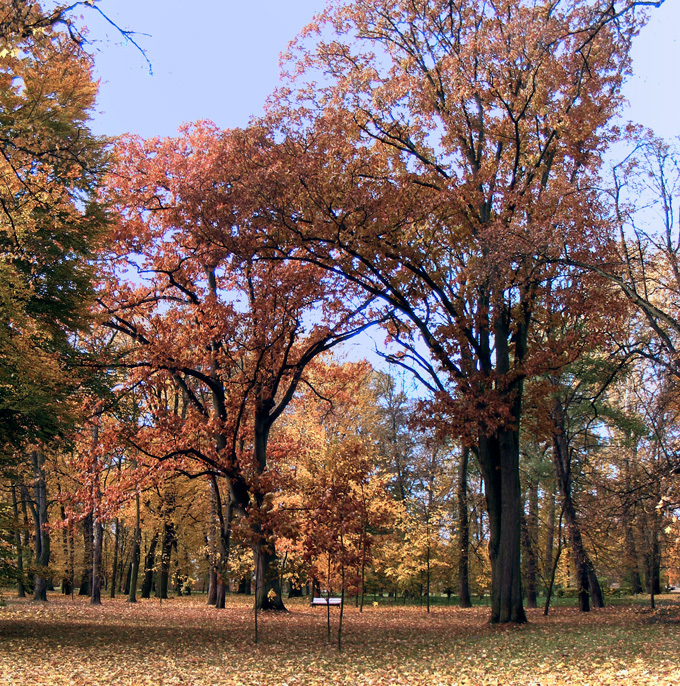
[1,596,680,685]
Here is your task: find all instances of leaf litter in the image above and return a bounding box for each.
[1,595,679,685]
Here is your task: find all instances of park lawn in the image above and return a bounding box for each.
[0,594,678,685]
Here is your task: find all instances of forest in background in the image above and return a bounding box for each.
[1,0,680,630]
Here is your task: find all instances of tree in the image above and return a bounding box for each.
[245,0,644,622]
[279,359,396,639]
[0,0,109,457]
[101,125,380,610]
[573,134,680,383]
[0,0,113,592]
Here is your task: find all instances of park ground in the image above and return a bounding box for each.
[0,594,679,685]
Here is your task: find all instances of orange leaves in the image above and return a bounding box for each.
[272,362,395,589]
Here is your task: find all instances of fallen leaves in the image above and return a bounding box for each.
[0,595,679,685]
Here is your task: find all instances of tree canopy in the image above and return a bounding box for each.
[1,0,679,637]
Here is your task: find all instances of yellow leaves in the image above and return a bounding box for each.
[0,46,18,59]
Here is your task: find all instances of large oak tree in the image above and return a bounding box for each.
[239,0,647,622]
[101,124,380,610]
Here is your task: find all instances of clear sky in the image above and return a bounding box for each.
[87,0,328,137]
[86,0,680,140]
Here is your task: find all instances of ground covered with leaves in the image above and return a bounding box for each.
[0,594,678,685]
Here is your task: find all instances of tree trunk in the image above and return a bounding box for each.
[210,476,233,609]
[251,418,286,612]
[622,452,643,594]
[552,394,603,612]
[648,523,660,608]
[173,540,182,595]
[31,450,50,602]
[253,535,285,611]
[90,424,103,606]
[157,519,175,600]
[11,482,26,598]
[56,481,72,595]
[338,533,345,653]
[79,512,93,596]
[141,531,159,599]
[543,477,556,581]
[477,428,526,624]
[522,480,539,609]
[457,446,472,608]
[646,524,661,596]
[207,479,219,605]
[128,493,141,602]
[425,513,431,614]
[110,518,120,599]
[474,313,527,624]
[91,517,103,605]
[588,566,605,608]
[544,531,564,616]
[60,528,71,596]
[18,487,33,594]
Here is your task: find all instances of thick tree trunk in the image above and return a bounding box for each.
[207,567,217,604]
[157,519,175,600]
[457,447,472,608]
[478,428,527,624]
[588,566,605,608]
[31,450,50,602]
[472,310,527,624]
[253,536,285,611]
[141,531,159,599]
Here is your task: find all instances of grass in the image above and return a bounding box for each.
[0,592,678,685]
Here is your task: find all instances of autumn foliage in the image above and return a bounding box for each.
[3,9,680,686]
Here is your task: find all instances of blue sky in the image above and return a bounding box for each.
[87,0,327,137]
[86,0,680,140]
